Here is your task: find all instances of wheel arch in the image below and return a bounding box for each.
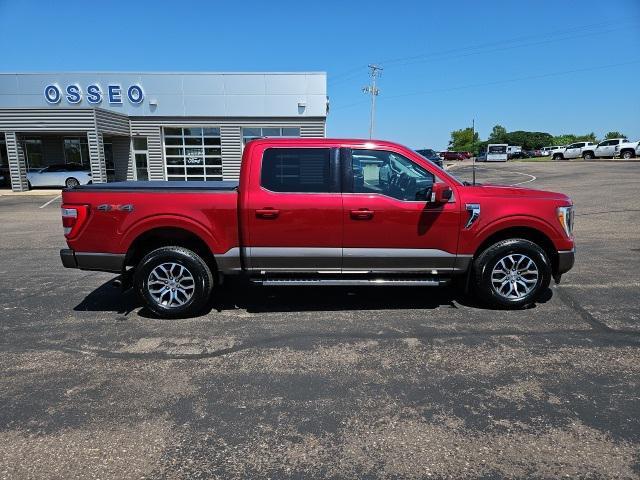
[473,225,558,274]
[125,226,217,272]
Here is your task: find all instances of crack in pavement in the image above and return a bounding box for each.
[553,285,614,333]
[3,326,637,361]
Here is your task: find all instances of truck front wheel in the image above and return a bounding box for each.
[473,238,551,309]
[134,246,213,318]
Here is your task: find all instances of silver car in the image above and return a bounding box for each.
[27,163,92,188]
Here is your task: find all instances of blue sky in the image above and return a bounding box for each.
[0,0,638,149]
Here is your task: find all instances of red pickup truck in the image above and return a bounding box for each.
[60,138,575,318]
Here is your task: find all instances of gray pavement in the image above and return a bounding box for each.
[1,161,639,479]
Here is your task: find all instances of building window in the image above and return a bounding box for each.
[163,127,222,181]
[64,138,90,166]
[24,139,44,170]
[242,127,301,146]
[0,136,7,168]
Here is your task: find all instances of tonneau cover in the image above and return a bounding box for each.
[67,180,239,192]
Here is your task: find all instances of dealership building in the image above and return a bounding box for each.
[0,72,327,191]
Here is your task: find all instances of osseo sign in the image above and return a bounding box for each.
[44,83,144,106]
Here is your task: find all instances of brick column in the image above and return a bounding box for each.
[4,132,28,192]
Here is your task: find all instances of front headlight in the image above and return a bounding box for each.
[557,206,574,237]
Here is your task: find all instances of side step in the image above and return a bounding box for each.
[252,277,450,287]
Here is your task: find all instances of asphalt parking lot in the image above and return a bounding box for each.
[1,161,639,479]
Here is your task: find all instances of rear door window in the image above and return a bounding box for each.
[261,148,333,193]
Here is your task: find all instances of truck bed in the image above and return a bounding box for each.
[62,181,240,256]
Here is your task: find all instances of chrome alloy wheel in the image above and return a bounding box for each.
[147,262,195,308]
[490,254,539,300]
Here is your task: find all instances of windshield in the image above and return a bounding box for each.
[488,145,507,154]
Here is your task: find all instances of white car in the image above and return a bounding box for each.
[27,163,92,188]
[615,140,639,159]
[581,138,628,159]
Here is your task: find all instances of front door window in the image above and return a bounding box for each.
[351,149,434,201]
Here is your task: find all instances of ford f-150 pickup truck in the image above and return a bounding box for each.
[60,138,575,318]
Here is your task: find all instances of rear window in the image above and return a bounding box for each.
[261,148,332,193]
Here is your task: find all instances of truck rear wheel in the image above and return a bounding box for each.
[134,246,213,318]
[582,152,594,160]
[622,150,635,159]
[473,238,551,309]
[552,153,562,160]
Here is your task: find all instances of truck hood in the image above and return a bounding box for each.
[464,184,571,203]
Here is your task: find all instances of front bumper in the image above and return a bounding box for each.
[557,248,575,275]
[60,249,125,273]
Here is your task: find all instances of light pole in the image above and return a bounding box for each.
[362,64,383,139]
[472,118,476,185]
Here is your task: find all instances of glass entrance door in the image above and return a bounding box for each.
[133,137,149,181]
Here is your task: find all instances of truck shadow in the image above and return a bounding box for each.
[74,277,553,317]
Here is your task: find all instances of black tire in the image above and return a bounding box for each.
[65,177,80,188]
[622,150,635,159]
[552,153,563,160]
[472,238,551,309]
[582,152,594,160]
[134,246,213,318]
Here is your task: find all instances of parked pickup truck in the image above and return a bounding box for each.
[60,138,575,317]
[615,140,639,159]
[581,138,628,159]
[552,141,597,160]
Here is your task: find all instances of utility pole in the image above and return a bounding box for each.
[472,118,476,185]
[362,64,383,139]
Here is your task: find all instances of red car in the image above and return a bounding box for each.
[60,138,575,317]
[439,151,467,161]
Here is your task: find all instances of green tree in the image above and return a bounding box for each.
[505,131,553,150]
[604,131,625,139]
[550,132,597,146]
[488,124,508,144]
[449,127,479,153]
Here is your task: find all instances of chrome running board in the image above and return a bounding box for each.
[252,277,450,287]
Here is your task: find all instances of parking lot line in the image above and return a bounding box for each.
[509,171,537,186]
[39,194,62,209]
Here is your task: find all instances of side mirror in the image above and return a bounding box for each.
[430,182,453,204]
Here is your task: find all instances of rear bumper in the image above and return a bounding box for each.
[556,248,575,274]
[60,249,125,273]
